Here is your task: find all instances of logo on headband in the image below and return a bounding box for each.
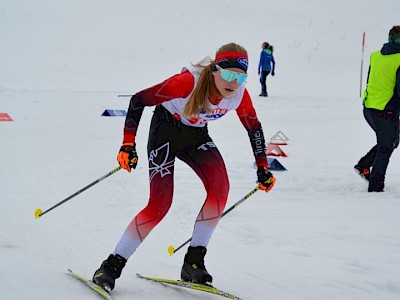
[237,57,248,69]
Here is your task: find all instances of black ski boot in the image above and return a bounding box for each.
[181,246,213,285]
[368,174,385,192]
[93,254,126,292]
[354,164,370,182]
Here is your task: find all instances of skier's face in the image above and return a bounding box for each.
[213,66,247,98]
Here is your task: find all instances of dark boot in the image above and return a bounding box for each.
[368,172,385,192]
[93,254,126,292]
[354,164,370,182]
[368,178,385,192]
[181,246,213,285]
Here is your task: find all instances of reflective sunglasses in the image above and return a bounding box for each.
[216,65,247,84]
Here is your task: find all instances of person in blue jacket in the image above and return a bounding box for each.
[258,42,275,97]
[354,25,400,192]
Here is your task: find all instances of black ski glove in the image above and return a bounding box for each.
[257,166,276,192]
[117,143,138,173]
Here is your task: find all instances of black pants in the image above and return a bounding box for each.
[357,107,399,187]
[259,70,270,94]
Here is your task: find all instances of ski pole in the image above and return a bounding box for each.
[167,185,260,256]
[34,159,136,219]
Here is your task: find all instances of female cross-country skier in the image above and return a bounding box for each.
[92,42,276,292]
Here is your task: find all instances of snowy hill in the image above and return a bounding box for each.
[1,0,399,299]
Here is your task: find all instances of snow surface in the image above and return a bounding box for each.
[1,0,399,299]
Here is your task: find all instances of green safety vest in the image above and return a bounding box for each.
[363,50,400,110]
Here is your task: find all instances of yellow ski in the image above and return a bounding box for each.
[136,273,242,299]
[68,269,114,300]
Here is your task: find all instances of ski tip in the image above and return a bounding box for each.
[34,208,43,219]
[167,245,175,256]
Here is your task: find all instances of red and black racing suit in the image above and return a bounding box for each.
[114,69,268,260]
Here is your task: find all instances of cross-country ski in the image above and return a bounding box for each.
[136,273,242,300]
[68,269,114,300]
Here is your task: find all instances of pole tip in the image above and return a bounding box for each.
[167,245,175,256]
[34,208,43,219]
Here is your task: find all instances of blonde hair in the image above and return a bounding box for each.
[183,43,248,117]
